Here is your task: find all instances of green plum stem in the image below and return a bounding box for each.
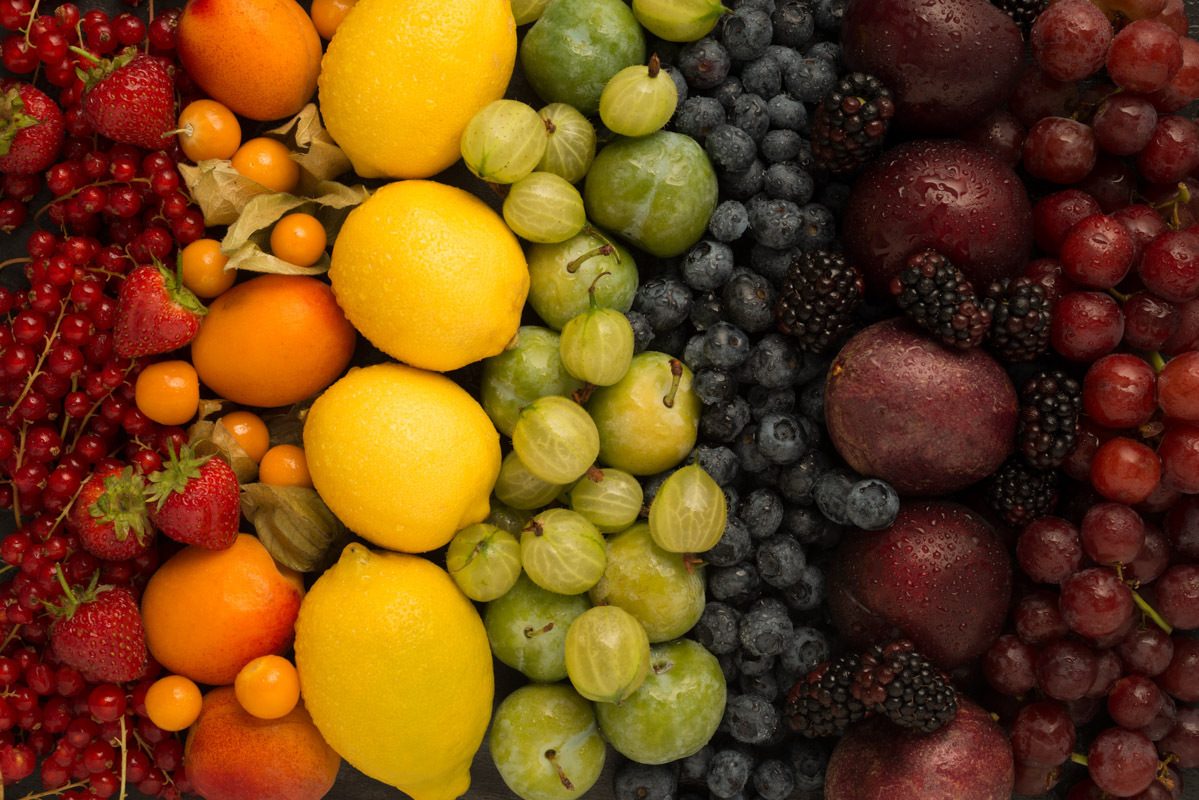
[566,244,614,274]
[581,225,621,263]
[662,359,683,409]
[587,271,611,303]
[544,749,574,790]
[523,622,554,638]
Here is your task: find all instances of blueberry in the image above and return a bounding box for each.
[641,468,678,506]
[796,202,836,251]
[805,40,841,64]
[720,8,773,60]
[760,128,802,163]
[755,412,808,465]
[679,37,731,90]
[700,395,752,443]
[707,563,761,605]
[673,96,727,142]
[747,196,803,250]
[787,740,829,792]
[819,181,852,215]
[784,57,837,104]
[684,333,709,371]
[756,535,806,588]
[695,601,742,654]
[752,760,796,800]
[718,159,766,200]
[634,275,693,332]
[705,124,758,173]
[718,652,740,683]
[731,93,771,142]
[731,0,776,11]
[690,291,724,330]
[782,564,826,611]
[708,200,750,243]
[740,57,782,101]
[615,762,678,800]
[680,745,714,786]
[740,488,784,539]
[769,97,806,133]
[749,244,796,285]
[682,240,736,292]
[772,0,816,47]
[694,368,738,406]
[734,425,771,474]
[814,469,854,525]
[739,597,792,657]
[798,375,825,420]
[734,648,775,677]
[743,335,798,389]
[649,326,688,358]
[706,748,755,799]
[706,516,753,567]
[740,669,780,701]
[777,451,826,504]
[814,0,847,31]
[704,322,752,369]
[763,162,814,204]
[722,484,740,517]
[626,310,656,354]
[708,76,744,111]
[779,625,830,676]
[723,693,780,744]
[662,64,689,113]
[722,270,776,333]
[845,478,901,531]
[781,505,824,543]
[690,444,740,486]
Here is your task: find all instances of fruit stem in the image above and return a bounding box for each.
[570,384,596,405]
[1070,753,1089,767]
[582,225,621,263]
[0,257,31,271]
[117,715,127,800]
[18,780,90,799]
[587,271,611,304]
[662,359,683,408]
[524,519,544,537]
[1107,287,1129,303]
[1149,351,1167,373]
[1132,588,1173,635]
[523,622,554,639]
[67,45,101,65]
[542,116,556,135]
[566,244,613,274]
[1158,754,1179,789]
[544,749,574,791]
[647,53,661,78]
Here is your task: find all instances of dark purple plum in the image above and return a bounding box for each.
[825,698,1015,800]
[828,501,1012,669]
[824,318,1017,495]
[843,140,1033,296]
[841,0,1023,134]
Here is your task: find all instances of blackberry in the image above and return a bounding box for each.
[990,0,1047,34]
[774,250,864,353]
[810,72,895,177]
[784,650,868,737]
[986,458,1058,527]
[1018,370,1083,470]
[889,250,991,349]
[983,277,1053,362]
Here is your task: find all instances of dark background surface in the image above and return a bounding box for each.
[3,0,1199,799]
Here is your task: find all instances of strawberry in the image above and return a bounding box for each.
[146,444,240,550]
[114,260,206,358]
[0,82,64,175]
[77,47,175,150]
[67,465,156,561]
[48,574,149,683]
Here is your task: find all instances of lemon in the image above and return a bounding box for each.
[330,180,530,373]
[295,544,494,800]
[303,362,501,552]
[319,0,516,179]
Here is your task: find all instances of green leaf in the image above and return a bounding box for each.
[241,483,350,573]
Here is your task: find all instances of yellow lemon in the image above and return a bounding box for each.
[303,362,500,552]
[330,180,529,373]
[318,0,516,178]
[295,544,494,800]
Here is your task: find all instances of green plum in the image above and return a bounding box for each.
[632,0,729,42]
[519,0,646,115]
[587,351,701,475]
[482,326,584,437]
[589,522,704,642]
[485,574,591,682]
[528,231,638,331]
[583,131,718,257]
[490,684,606,800]
[596,639,726,764]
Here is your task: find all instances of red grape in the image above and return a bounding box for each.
[1159,708,1199,767]
[1092,95,1159,156]
[1113,204,1169,259]
[1088,728,1159,796]
[1081,502,1145,566]
[1060,215,1135,289]
[1013,761,1061,796]
[1010,63,1081,128]
[1157,351,1199,422]
[1155,564,1199,629]
[1036,638,1099,701]
[1138,116,1199,186]
[1090,437,1161,505]
[1108,674,1164,730]
[983,633,1039,695]
[1158,421,1199,493]
[1164,494,1199,559]
[1149,35,1199,112]
[961,109,1025,167]
[1023,117,1098,184]
[1119,626,1175,676]
[1087,647,1126,692]
[1152,0,1187,33]
[1011,700,1076,766]
[1076,156,1137,212]
[1163,297,1199,354]
[1030,0,1113,82]
[1141,691,1179,741]
[1106,19,1183,93]
[1023,257,1074,305]
[1060,568,1135,640]
[1034,189,1102,255]
[1160,636,1199,702]
[1082,354,1157,430]
[1016,590,1071,645]
[1018,516,1082,583]
[1140,230,1199,303]
[1125,524,1171,584]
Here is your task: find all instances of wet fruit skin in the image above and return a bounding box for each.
[827,501,1013,669]
[842,139,1034,296]
[841,0,1023,135]
[824,319,1018,496]
[824,698,1014,800]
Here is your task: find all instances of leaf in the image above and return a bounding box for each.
[265,103,352,185]
[219,183,371,276]
[177,159,274,227]
[241,483,349,573]
[263,404,310,447]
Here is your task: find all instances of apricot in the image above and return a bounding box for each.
[185,687,340,800]
[178,0,322,122]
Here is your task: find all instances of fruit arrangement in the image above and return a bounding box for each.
[1,0,1199,798]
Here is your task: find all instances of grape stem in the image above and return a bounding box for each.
[1132,588,1174,635]
[1070,753,1089,767]
[1148,351,1167,373]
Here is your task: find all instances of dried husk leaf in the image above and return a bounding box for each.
[264,103,352,184]
[263,404,309,447]
[178,159,275,227]
[188,405,258,484]
[241,483,349,573]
